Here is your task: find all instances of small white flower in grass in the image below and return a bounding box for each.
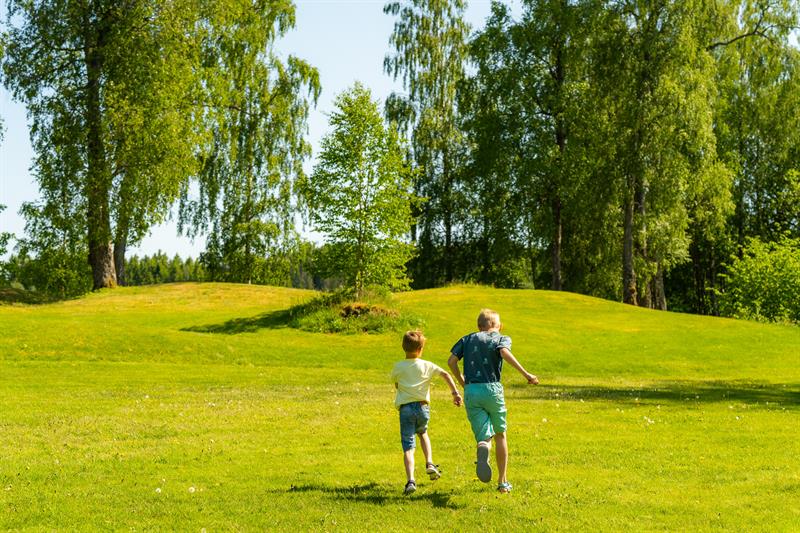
[729,405,734,409]
[542,418,548,423]
[188,486,196,493]
[155,487,162,493]
[735,416,740,420]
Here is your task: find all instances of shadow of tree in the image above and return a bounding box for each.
[283,482,464,509]
[181,309,293,334]
[517,380,800,407]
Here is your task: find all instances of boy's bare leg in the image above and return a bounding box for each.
[403,449,415,481]
[418,432,433,465]
[494,432,508,484]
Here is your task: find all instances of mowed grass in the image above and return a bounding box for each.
[1,283,799,531]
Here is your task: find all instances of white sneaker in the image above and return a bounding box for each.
[426,463,441,481]
[475,442,492,483]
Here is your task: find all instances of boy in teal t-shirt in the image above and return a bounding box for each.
[448,309,539,493]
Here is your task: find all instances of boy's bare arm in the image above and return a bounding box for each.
[439,371,463,406]
[499,347,539,384]
[447,354,465,387]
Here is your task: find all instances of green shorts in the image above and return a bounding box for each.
[464,382,507,442]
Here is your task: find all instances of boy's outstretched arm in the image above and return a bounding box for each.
[439,370,463,406]
[499,347,539,384]
[447,354,465,388]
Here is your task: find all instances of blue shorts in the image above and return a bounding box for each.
[399,401,430,451]
[464,382,507,442]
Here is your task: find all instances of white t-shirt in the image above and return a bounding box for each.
[391,358,445,409]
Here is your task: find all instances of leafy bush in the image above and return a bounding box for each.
[286,287,424,334]
[718,237,800,324]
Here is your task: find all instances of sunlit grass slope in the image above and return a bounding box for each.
[1,283,799,530]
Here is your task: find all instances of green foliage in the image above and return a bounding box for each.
[178,0,320,286]
[283,287,424,334]
[124,253,207,286]
[1,0,206,289]
[4,249,92,299]
[0,204,11,261]
[384,0,471,285]
[463,0,608,293]
[308,84,416,295]
[714,2,800,244]
[5,200,92,298]
[718,237,800,324]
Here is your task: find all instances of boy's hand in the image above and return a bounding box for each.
[452,391,463,407]
[525,372,539,385]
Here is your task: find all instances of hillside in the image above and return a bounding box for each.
[1,283,799,530]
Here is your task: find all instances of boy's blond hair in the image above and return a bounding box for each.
[402,330,426,353]
[477,309,501,331]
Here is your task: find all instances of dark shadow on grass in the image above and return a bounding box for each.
[181,309,292,334]
[515,380,800,407]
[284,482,464,509]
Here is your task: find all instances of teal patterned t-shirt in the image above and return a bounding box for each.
[451,331,512,384]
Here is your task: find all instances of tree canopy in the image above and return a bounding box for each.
[307,83,416,296]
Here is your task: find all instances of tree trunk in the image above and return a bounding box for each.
[551,26,566,292]
[84,22,116,290]
[480,213,491,284]
[709,250,719,316]
[623,190,637,305]
[635,179,651,308]
[653,264,666,310]
[690,241,706,314]
[443,149,453,283]
[551,196,563,291]
[114,234,127,286]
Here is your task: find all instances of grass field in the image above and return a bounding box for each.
[1,283,799,531]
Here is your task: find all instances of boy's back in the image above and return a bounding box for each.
[391,358,443,409]
[451,331,511,384]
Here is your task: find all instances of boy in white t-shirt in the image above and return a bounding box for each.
[391,330,462,494]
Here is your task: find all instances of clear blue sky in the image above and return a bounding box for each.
[0,0,506,259]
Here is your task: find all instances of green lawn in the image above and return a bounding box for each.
[1,283,799,530]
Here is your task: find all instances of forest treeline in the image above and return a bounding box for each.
[1,0,799,322]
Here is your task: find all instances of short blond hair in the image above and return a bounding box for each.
[477,309,501,331]
[402,330,426,353]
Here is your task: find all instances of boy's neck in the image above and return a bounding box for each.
[480,327,500,334]
[405,351,422,359]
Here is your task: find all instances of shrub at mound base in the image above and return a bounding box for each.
[289,289,421,334]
